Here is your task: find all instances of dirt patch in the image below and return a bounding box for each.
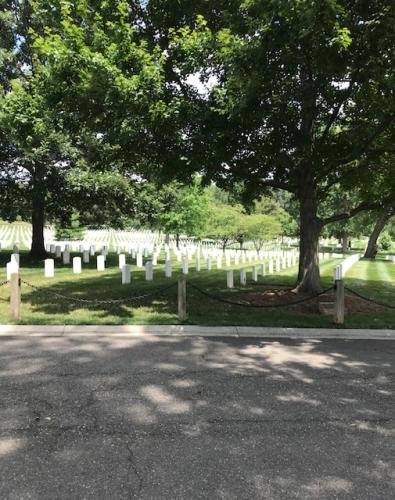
[231,289,388,315]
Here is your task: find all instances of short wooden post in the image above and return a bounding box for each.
[333,279,345,325]
[178,275,187,322]
[10,273,21,321]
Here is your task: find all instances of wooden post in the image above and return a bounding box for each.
[178,275,187,322]
[333,279,345,325]
[10,273,21,321]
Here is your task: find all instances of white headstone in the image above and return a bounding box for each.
[227,270,234,288]
[269,260,274,274]
[145,261,153,281]
[50,244,56,254]
[182,257,189,275]
[63,250,70,265]
[73,257,82,274]
[251,265,258,282]
[44,259,54,278]
[97,255,105,271]
[240,268,246,286]
[165,259,172,278]
[90,245,96,256]
[122,264,131,284]
[216,256,222,269]
[119,253,126,269]
[261,263,266,276]
[136,253,143,268]
[83,250,90,264]
[206,257,212,271]
[195,258,201,272]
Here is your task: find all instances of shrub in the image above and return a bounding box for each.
[378,232,392,251]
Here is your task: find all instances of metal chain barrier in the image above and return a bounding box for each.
[21,279,177,305]
[344,286,395,309]
[188,282,334,309]
[0,280,8,288]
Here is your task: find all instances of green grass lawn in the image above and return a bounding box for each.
[0,251,394,328]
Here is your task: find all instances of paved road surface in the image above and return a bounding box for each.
[0,334,394,499]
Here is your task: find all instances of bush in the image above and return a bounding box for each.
[378,232,392,251]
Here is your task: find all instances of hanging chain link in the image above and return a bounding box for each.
[188,282,334,309]
[344,286,395,309]
[0,280,8,288]
[20,279,177,305]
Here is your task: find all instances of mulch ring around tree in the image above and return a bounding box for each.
[230,288,387,314]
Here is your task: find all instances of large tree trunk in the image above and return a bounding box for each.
[364,210,392,258]
[295,194,322,294]
[29,169,47,260]
[341,233,348,253]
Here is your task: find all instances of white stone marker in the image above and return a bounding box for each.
[152,254,158,266]
[276,258,281,272]
[63,250,70,265]
[83,250,90,264]
[182,257,189,275]
[136,253,143,268]
[269,260,274,274]
[227,269,234,288]
[241,252,246,264]
[6,261,18,281]
[116,245,121,255]
[119,254,126,269]
[235,254,240,265]
[79,244,84,253]
[13,244,19,253]
[261,263,266,277]
[97,255,105,271]
[90,245,96,256]
[44,259,55,278]
[122,264,131,284]
[11,253,20,266]
[50,244,56,254]
[251,265,258,282]
[195,258,201,272]
[55,245,62,258]
[165,259,172,278]
[225,254,231,267]
[145,261,153,281]
[216,256,222,269]
[73,257,81,274]
[206,257,212,271]
[240,268,247,286]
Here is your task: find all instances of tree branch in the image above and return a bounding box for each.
[334,115,394,168]
[320,202,379,226]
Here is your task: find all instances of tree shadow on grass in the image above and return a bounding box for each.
[0,335,393,498]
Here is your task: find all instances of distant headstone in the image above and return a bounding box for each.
[240,268,246,286]
[63,250,70,265]
[83,250,90,264]
[251,265,258,282]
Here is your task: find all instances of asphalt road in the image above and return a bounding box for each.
[0,334,394,499]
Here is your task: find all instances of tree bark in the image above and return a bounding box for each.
[29,168,47,260]
[176,233,180,249]
[341,234,348,253]
[364,210,392,258]
[295,193,322,294]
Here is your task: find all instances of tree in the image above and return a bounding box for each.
[155,182,210,247]
[243,214,282,251]
[205,203,246,251]
[0,0,167,258]
[157,0,395,292]
[364,208,394,258]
